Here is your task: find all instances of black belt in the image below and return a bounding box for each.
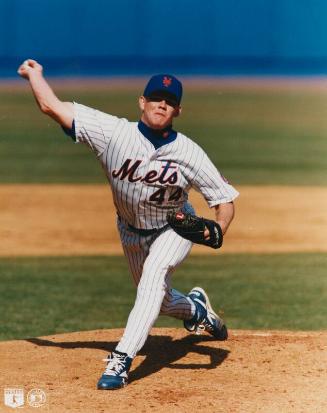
[118,216,168,237]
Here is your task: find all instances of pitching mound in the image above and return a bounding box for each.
[0,328,326,412]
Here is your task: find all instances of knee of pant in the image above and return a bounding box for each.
[137,281,167,302]
[138,267,169,293]
[142,260,173,278]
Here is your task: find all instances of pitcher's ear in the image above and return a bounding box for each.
[139,96,146,111]
[174,106,182,117]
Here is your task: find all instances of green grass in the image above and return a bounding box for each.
[1,253,326,341]
[1,87,327,184]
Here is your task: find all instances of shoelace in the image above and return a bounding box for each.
[201,319,215,332]
[198,312,220,334]
[195,324,206,335]
[102,356,127,376]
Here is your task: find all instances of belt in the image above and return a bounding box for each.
[118,216,169,237]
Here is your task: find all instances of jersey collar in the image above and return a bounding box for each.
[138,120,177,150]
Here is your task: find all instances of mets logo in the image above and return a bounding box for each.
[163,76,172,87]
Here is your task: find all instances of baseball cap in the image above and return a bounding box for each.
[143,74,183,106]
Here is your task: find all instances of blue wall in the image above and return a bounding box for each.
[1,0,327,77]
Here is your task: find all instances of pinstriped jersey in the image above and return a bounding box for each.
[73,103,239,230]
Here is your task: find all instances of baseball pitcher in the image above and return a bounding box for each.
[18,59,239,390]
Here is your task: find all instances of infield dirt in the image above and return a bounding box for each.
[0,184,327,256]
[0,328,326,412]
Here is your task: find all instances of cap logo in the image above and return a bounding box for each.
[163,76,172,87]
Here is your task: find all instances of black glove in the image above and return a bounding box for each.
[166,211,223,249]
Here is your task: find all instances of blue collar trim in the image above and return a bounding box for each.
[138,120,177,150]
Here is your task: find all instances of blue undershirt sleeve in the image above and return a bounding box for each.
[61,120,76,141]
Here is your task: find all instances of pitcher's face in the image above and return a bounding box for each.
[139,96,181,129]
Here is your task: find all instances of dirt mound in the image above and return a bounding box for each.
[1,185,327,256]
[0,328,326,412]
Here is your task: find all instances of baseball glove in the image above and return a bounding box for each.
[166,211,223,249]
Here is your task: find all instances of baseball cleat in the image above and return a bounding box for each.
[97,350,133,390]
[184,287,228,341]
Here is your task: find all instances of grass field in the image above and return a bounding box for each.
[1,87,327,184]
[1,253,327,341]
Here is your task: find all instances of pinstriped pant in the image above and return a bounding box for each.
[115,219,196,358]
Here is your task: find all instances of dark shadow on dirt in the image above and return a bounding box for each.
[27,333,229,383]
